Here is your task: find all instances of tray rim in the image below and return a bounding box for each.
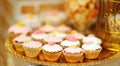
[4,39,120,66]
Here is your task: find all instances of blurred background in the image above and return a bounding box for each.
[0,0,120,66]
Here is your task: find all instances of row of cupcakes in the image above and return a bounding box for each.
[12,33,102,63]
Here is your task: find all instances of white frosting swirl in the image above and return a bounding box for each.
[42,44,62,52]
[82,44,102,50]
[60,40,80,47]
[82,36,102,44]
[31,33,49,40]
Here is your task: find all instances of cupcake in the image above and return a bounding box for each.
[63,44,84,63]
[40,10,67,26]
[82,34,102,45]
[31,29,49,44]
[48,31,67,39]
[39,24,55,33]
[8,22,32,41]
[17,13,41,29]
[60,35,80,48]
[56,24,71,33]
[23,41,42,57]
[13,34,32,52]
[44,36,63,44]
[42,42,63,61]
[69,30,85,40]
[82,42,102,59]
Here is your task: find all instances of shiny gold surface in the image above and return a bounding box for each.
[5,39,120,66]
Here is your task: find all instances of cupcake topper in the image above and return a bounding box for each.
[15,22,25,27]
[86,41,94,45]
[34,29,44,34]
[25,40,31,43]
[66,35,77,42]
[26,14,33,20]
[48,42,55,46]
[70,44,78,48]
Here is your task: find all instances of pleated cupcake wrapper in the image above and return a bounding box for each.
[84,48,102,59]
[63,51,84,63]
[39,52,46,61]
[23,46,41,57]
[42,50,62,62]
[13,42,24,52]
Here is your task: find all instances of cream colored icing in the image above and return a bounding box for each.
[13,35,32,43]
[42,44,62,52]
[64,47,83,54]
[70,33,85,39]
[57,26,71,32]
[23,41,42,48]
[44,37,62,43]
[49,32,67,39]
[40,25,55,32]
[31,33,48,40]
[60,40,80,47]
[82,44,102,50]
[82,36,102,44]
[8,25,32,34]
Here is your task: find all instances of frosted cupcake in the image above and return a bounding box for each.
[44,36,63,44]
[39,24,55,33]
[63,44,84,62]
[42,42,63,61]
[31,29,49,44]
[60,36,80,48]
[40,10,67,26]
[17,13,41,29]
[8,22,32,41]
[13,34,32,52]
[82,42,102,59]
[48,31,67,39]
[23,41,42,57]
[69,30,85,40]
[56,24,71,33]
[82,34,102,45]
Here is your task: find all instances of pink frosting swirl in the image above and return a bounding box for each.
[23,41,42,48]
[8,26,32,34]
[44,37,62,43]
[13,36,32,43]
[64,47,83,54]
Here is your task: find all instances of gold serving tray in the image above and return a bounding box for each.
[5,39,120,66]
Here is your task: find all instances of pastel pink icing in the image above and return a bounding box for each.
[64,47,83,54]
[70,33,85,39]
[66,35,78,42]
[44,37,62,43]
[23,41,42,48]
[40,26,55,32]
[8,26,32,34]
[57,26,71,32]
[13,36,32,43]
[33,29,45,34]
